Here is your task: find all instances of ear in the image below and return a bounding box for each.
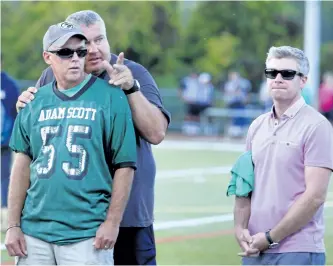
[300,75,308,89]
[43,51,52,65]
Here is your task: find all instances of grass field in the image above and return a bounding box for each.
[1,138,333,265]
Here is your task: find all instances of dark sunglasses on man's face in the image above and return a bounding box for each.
[48,48,88,59]
[265,68,304,80]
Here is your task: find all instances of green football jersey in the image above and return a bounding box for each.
[9,76,137,245]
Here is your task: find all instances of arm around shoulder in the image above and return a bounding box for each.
[16,67,54,112]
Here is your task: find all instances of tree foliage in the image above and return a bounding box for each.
[180,1,303,88]
[1,1,332,88]
[1,1,181,80]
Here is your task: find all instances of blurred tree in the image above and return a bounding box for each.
[195,33,240,79]
[180,1,303,90]
[2,1,332,88]
[1,1,181,80]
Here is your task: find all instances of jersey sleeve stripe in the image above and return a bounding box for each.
[114,162,137,170]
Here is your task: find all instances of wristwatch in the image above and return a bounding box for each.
[265,230,279,249]
[124,79,140,95]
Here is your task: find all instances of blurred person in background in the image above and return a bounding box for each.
[197,72,215,135]
[197,72,214,108]
[179,72,214,135]
[223,70,252,138]
[179,71,201,135]
[15,10,170,266]
[319,71,333,123]
[1,53,20,211]
[235,46,333,265]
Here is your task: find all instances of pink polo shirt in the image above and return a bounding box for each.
[246,97,333,253]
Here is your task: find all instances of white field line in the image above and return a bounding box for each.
[157,166,231,179]
[154,213,234,230]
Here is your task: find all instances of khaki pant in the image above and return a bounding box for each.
[16,234,114,265]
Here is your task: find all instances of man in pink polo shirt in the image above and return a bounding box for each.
[234,46,333,265]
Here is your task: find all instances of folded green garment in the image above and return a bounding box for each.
[226,151,254,197]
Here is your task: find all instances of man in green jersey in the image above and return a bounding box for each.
[4,22,136,265]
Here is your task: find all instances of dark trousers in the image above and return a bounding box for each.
[114,225,156,265]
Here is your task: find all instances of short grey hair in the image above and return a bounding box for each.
[65,10,107,35]
[266,46,310,76]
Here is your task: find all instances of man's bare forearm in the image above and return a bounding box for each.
[7,153,31,226]
[270,191,324,243]
[234,196,251,231]
[105,168,134,226]
[127,92,168,145]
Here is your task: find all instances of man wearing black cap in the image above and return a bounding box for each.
[4,22,137,265]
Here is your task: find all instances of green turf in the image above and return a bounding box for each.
[153,149,241,170]
[155,220,234,239]
[157,233,240,265]
[155,173,234,221]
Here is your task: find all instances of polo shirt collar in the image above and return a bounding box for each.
[270,96,306,119]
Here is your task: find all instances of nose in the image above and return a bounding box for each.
[71,52,80,61]
[87,41,98,53]
[274,73,284,82]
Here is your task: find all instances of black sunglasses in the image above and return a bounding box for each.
[265,68,304,80]
[48,48,88,59]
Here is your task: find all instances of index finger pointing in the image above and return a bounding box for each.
[116,52,124,65]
